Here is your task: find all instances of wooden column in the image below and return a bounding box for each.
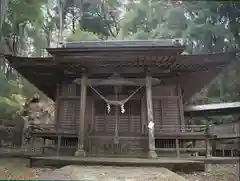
[205,138,211,158]
[175,138,180,157]
[75,75,87,157]
[177,85,185,132]
[146,75,157,158]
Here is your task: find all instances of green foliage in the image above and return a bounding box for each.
[0,0,48,118]
[0,0,239,124]
[0,94,24,118]
[67,29,99,41]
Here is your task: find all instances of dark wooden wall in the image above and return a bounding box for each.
[55,80,185,155]
[56,81,184,134]
[152,85,184,134]
[56,81,80,134]
[93,97,142,135]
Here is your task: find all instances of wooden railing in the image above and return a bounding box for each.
[157,125,208,133]
[29,123,77,134]
[211,122,240,138]
[29,124,211,135]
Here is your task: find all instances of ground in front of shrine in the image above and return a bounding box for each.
[0,158,238,181]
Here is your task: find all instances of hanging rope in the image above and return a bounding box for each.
[89,85,143,108]
[89,85,143,145]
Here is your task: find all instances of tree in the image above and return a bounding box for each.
[0,0,48,118]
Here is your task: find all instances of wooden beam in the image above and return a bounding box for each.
[75,75,87,157]
[48,46,184,56]
[61,66,225,78]
[74,77,161,86]
[56,54,176,63]
[146,75,157,158]
[26,72,54,76]
[10,62,56,67]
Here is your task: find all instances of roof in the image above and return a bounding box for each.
[4,40,240,100]
[49,39,184,53]
[64,39,183,47]
[184,102,240,117]
[5,56,57,100]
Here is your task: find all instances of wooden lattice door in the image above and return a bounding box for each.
[93,99,142,135]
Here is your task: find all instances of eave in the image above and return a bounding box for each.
[184,102,240,117]
[5,55,57,100]
[4,49,239,101]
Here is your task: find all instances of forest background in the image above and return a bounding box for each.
[0,0,239,124]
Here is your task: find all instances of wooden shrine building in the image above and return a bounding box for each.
[5,40,239,158]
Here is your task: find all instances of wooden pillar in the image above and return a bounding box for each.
[57,135,61,156]
[193,140,199,156]
[205,138,211,158]
[75,75,87,157]
[177,85,185,132]
[55,83,60,131]
[146,75,157,158]
[42,138,46,154]
[222,148,225,156]
[175,138,180,157]
[205,138,212,172]
[21,118,28,149]
[30,136,35,152]
[212,140,216,156]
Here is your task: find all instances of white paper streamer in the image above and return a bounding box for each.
[148,121,154,129]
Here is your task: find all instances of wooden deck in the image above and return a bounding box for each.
[29,156,205,173]
[187,156,240,164]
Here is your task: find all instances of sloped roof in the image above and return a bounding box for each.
[4,40,240,100]
[64,39,182,47]
[5,55,56,100]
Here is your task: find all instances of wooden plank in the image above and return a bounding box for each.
[146,75,157,158]
[88,135,148,139]
[62,66,221,79]
[75,75,87,156]
[74,78,161,86]
[63,67,172,76]
[155,148,210,151]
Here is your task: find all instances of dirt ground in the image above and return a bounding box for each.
[0,158,238,181]
[0,158,53,180]
[180,164,239,181]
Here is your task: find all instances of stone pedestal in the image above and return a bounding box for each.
[205,164,212,172]
[74,149,86,157]
[148,150,158,158]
